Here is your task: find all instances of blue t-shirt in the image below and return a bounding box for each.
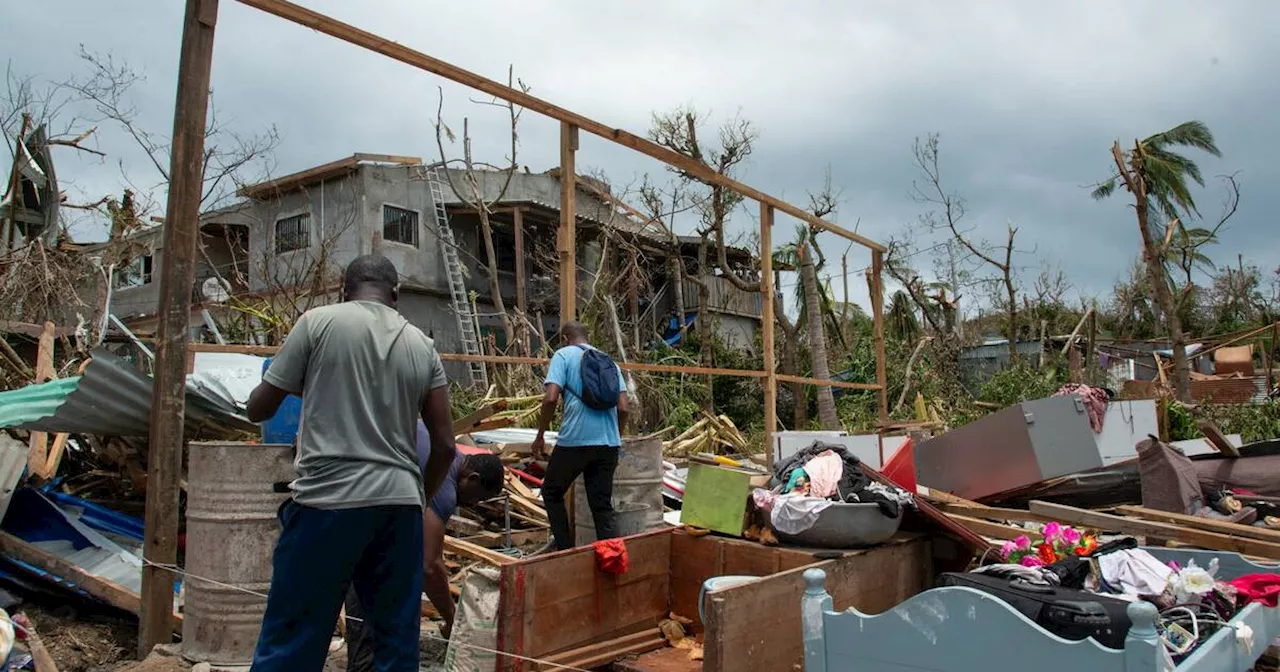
[545,345,626,448]
[416,420,463,524]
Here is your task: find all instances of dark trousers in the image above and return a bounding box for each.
[540,446,619,550]
[250,501,423,672]
[344,587,375,672]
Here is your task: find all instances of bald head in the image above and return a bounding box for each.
[561,321,589,345]
[343,254,399,305]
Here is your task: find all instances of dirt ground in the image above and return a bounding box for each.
[16,603,138,672]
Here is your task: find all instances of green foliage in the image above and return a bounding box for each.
[1188,401,1280,443]
[976,360,1068,409]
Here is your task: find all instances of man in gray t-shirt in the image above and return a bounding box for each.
[247,255,456,672]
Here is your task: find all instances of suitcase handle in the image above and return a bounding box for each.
[1010,579,1055,594]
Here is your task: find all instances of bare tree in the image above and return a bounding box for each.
[912,134,1021,358]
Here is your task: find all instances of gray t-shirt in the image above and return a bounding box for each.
[263,301,447,510]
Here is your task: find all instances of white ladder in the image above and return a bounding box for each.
[425,164,488,390]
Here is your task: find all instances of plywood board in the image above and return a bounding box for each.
[702,535,933,672]
[496,530,673,671]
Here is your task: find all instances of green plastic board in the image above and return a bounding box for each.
[681,462,753,536]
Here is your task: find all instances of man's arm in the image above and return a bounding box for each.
[531,383,560,460]
[422,509,456,636]
[421,385,456,501]
[615,365,629,436]
[247,315,311,423]
[246,383,289,423]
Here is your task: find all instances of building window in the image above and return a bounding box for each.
[383,205,419,247]
[275,213,311,254]
[114,254,153,289]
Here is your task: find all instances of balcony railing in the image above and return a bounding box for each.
[681,275,763,318]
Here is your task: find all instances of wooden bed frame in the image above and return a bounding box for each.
[493,528,936,672]
[801,548,1280,672]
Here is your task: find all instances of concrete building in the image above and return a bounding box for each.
[96,153,764,371]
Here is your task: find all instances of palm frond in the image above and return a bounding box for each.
[1091,177,1119,200]
[1143,120,1221,157]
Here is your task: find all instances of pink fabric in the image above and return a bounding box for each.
[1056,383,1109,433]
[1229,574,1280,607]
[803,450,844,498]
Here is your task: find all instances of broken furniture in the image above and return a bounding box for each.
[493,527,936,671]
[913,395,1103,501]
[801,547,1280,672]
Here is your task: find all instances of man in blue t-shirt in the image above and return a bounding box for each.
[344,421,504,670]
[531,322,629,550]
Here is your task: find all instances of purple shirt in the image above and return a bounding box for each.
[416,420,463,523]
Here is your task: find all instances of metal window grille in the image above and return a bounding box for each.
[383,205,419,247]
[274,214,311,254]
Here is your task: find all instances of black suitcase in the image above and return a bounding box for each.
[937,572,1132,649]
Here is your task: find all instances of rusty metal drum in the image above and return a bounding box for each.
[574,436,665,545]
[182,442,294,665]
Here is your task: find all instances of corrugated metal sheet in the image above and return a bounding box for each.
[0,349,254,437]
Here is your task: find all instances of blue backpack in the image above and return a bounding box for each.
[572,345,620,411]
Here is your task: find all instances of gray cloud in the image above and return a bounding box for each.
[5,0,1277,315]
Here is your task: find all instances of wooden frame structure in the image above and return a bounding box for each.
[148,0,890,653]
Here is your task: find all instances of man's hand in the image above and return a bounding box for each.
[440,620,453,640]
[531,434,547,461]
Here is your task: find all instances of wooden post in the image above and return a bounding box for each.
[26,321,55,475]
[558,123,578,326]
[1086,306,1098,384]
[513,207,528,352]
[760,203,776,467]
[871,250,888,422]
[141,0,219,657]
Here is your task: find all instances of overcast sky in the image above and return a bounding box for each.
[6,1,1278,315]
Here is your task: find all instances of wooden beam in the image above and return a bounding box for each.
[1030,500,1280,559]
[559,122,578,326]
[142,0,218,657]
[932,502,1055,525]
[26,321,55,475]
[1196,421,1240,457]
[760,203,777,466]
[444,536,515,566]
[948,514,1043,542]
[539,630,666,671]
[231,0,886,253]
[775,373,881,390]
[0,532,181,634]
[1114,506,1280,545]
[871,250,888,421]
[513,207,528,350]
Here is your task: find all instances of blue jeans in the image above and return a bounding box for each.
[251,501,423,672]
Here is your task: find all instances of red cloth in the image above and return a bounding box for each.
[883,438,917,493]
[593,538,629,575]
[1229,574,1280,607]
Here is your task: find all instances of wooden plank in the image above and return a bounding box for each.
[232,0,888,252]
[774,373,881,390]
[871,250,888,421]
[948,514,1043,542]
[457,530,548,549]
[444,536,515,566]
[559,122,578,324]
[25,619,59,672]
[0,533,182,634]
[1197,421,1240,457]
[1030,500,1280,559]
[513,207,528,350]
[760,203,776,455]
[27,321,56,475]
[703,535,932,672]
[933,503,1054,525]
[537,629,664,670]
[1115,505,1280,545]
[188,343,281,357]
[143,0,218,657]
[452,401,509,434]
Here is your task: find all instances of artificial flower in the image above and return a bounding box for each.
[1000,541,1017,561]
[1036,543,1058,565]
[1014,535,1032,551]
[1171,564,1215,602]
[1042,522,1062,542]
[1019,555,1044,568]
[1060,526,1082,545]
